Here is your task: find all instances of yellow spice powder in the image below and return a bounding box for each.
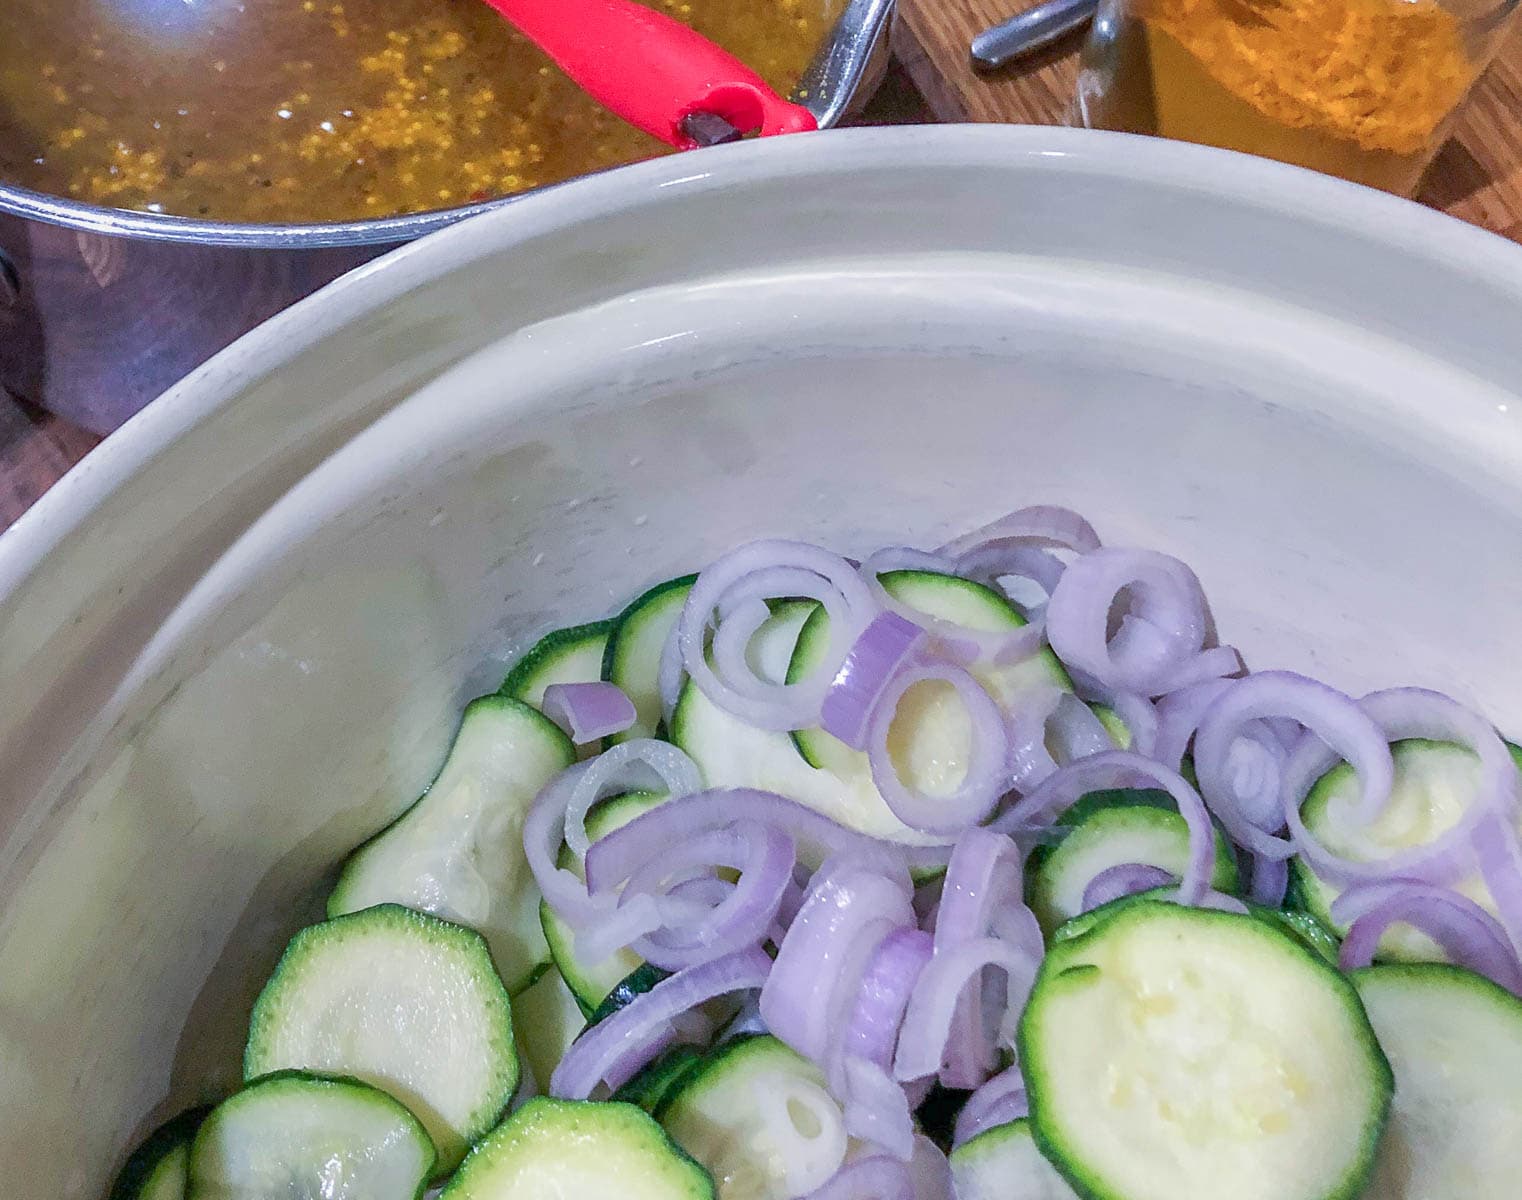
[1139,0,1476,156]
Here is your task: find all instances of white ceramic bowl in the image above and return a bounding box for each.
[2,126,1520,1197]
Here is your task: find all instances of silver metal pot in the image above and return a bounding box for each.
[0,0,892,434]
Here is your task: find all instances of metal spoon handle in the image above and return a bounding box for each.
[971,0,1098,70]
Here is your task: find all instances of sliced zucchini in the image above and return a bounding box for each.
[1050,887,1195,947]
[1260,906,1341,965]
[671,601,944,849]
[588,961,671,1027]
[328,695,575,993]
[615,1045,706,1114]
[580,958,740,1055]
[244,905,518,1173]
[787,570,1071,779]
[1027,792,1238,934]
[950,1118,1078,1200]
[110,1106,210,1200]
[502,621,615,708]
[1291,739,1522,963]
[1046,787,1173,831]
[1353,964,1522,1199]
[442,1097,714,1199]
[503,622,614,761]
[1092,706,1132,750]
[541,789,669,1011]
[604,575,697,743]
[1019,901,1391,1200]
[1049,885,1342,965]
[187,1072,434,1200]
[659,1035,850,1200]
[512,966,586,1098]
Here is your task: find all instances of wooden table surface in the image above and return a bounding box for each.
[4,11,1522,532]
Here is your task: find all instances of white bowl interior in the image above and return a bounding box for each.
[0,128,1519,1196]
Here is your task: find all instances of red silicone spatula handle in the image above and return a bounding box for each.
[478,0,819,148]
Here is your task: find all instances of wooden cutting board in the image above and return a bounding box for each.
[893,0,1522,243]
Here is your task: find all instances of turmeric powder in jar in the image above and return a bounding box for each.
[1076,0,1508,195]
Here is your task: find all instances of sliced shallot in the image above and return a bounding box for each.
[540,681,637,744]
[931,828,1043,1087]
[847,927,934,1071]
[585,788,918,889]
[994,751,1217,907]
[525,762,662,947]
[549,946,771,1099]
[1333,881,1522,994]
[1046,547,1240,697]
[1196,672,1392,861]
[953,1064,1029,1147]
[619,820,796,970]
[936,504,1102,560]
[865,662,1009,835]
[821,611,928,751]
[1282,686,1511,885]
[563,738,702,856]
[806,1157,914,1200]
[678,540,878,731]
[1081,862,1175,911]
[762,855,915,1068]
[892,936,1040,1085]
[861,546,1047,668]
[1474,811,1522,957]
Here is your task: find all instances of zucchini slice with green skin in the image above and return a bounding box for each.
[1043,787,1175,832]
[501,621,616,709]
[244,905,518,1174]
[187,1072,434,1200]
[1091,706,1132,750]
[603,575,697,744]
[671,601,946,851]
[659,1035,850,1200]
[786,570,1071,777]
[1291,739,1522,963]
[110,1106,211,1200]
[578,961,741,1050]
[328,695,575,994]
[949,1118,1078,1200]
[1019,901,1392,1200]
[615,1045,706,1115]
[441,1097,714,1200]
[1027,792,1238,934]
[502,621,614,762]
[1353,964,1522,1199]
[677,570,1112,851]
[541,790,669,1011]
[1263,907,1341,965]
[1049,885,1342,964]
[511,966,586,1098]
[587,962,672,1027]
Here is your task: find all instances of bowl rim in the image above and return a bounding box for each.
[0,0,893,248]
[3,122,1521,598]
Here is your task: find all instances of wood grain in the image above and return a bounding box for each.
[895,0,1522,240]
[896,0,1079,125]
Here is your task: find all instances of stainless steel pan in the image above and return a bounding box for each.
[0,0,892,433]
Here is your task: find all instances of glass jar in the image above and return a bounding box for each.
[1075,0,1521,195]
